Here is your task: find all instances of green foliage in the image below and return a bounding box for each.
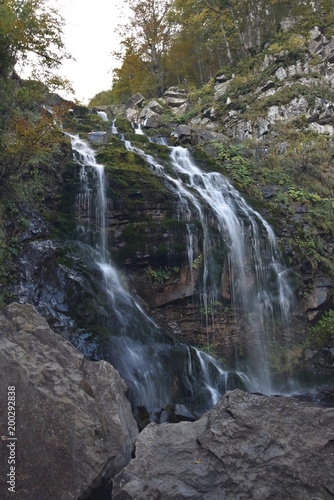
[199,343,217,355]
[192,254,202,269]
[214,143,254,187]
[115,118,133,134]
[268,340,304,374]
[0,0,69,81]
[88,90,114,108]
[307,309,334,348]
[146,266,171,284]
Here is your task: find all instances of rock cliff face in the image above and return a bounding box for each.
[0,303,138,500]
[113,389,334,500]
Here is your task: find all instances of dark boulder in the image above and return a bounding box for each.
[0,303,138,499]
[113,389,334,499]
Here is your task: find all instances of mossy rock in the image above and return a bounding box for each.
[115,118,133,133]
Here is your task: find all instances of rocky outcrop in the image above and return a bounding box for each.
[113,389,334,499]
[164,86,190,116]
[304,275,333,322]
[164,86,187,107]
[0,303,138,499]
[173,124,226,145]
[126,92,145,109]
[214,76,231,101]
[139,100,164,128]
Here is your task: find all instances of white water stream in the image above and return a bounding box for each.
[69,132,240,413]
[114,122,295,394]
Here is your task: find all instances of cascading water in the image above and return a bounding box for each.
[115,125,295,395]
[168,147,294,394]
[97,110,108,122]
[69,132,244,415]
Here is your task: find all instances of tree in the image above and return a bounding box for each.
[0,100,69,183]
[116,0,172,96]
[0,0,69,78]
[0,0,71,185]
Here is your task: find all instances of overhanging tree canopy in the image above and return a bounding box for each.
[0,0,69,78]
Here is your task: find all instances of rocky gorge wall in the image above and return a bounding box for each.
[4,24,334,383]
[0,17,333,457]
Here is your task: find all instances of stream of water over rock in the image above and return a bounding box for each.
[69,124,297,414]
[70,133,253,415]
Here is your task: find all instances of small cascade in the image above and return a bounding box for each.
[97,110,108,122]
[68,132,245,414]
[148,136,169,145]
[111,119,118,134]
[132,122,145,135]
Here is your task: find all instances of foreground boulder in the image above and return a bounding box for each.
[113,389,334,499]
[0,303,138,499]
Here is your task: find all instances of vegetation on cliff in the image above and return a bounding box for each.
[0,0,72,306]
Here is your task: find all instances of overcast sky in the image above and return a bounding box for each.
[52,0,129,104]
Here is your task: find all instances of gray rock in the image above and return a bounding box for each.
[87,131,108,144]
[258,87,277,100]
[278,142,289,154]
[165,96,188,107]
[126,108,140,122]
[288,64,297,76]
[110,104,126,117]
[93,105,109,112]
[214,80,230,101]
[139,106,161,128]
[309,26,322,41]
[319,107,334,125]
[126,92,145,109]
[309,38,325,55]
[113,389,334,499]
[262,80,275,92]
[309,123,334,136]
[261,54,273,70]
[306,276,333,322]
[283,97,308,121]
[325,39,334,63]
[267,105,282,124]
[0,303,138,499]
[164,87,188,107]
[275,67,288,81]
[176,102,192,118]
[145,99,164,115]
[234,120,252,141]
[215,74,228,83]
[257,117,270,138]
[164,86,187,97]
[173,125,192,143]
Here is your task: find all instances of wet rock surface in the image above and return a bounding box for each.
[0,303,138,500]
[113,389,334,500]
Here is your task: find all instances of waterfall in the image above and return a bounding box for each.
[168,147,294,394]
[114,126,296,395]
[69,132,243,415]
[97,111,108,122]
[132,122,145,135]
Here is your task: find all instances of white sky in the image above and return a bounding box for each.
[52,0,129,104]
